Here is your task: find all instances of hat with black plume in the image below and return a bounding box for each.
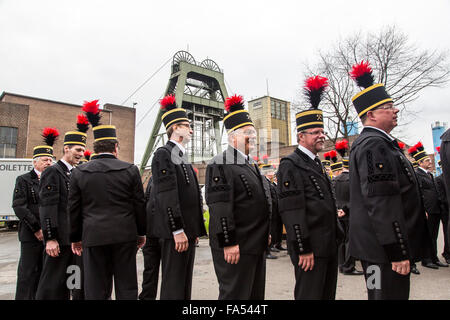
[34,127,59,158]
[82,99,117,142]
[408,142,428,163]
[328,150,342,172]
[160,94,189,130]
[296,76,328,132]
[322,151,331,167]
[223,94,253,134]
[335,139,349,168]
[349,60,393,119]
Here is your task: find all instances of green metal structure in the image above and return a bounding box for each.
[139,51,229,174]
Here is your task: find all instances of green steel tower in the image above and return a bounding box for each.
[140,51,228,173]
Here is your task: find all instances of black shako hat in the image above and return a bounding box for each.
[350,60,393,119]
[223,94,254,133]
[160,94,189,130]
[296,76,328,132]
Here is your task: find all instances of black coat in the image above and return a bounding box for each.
[276,148,338,258]
[12,170,41,242]
[332,171,350,221]
[440,129,450,213]
[68,154,146,247]
[205,146,271,255]
[39,161,72,246]
[415,168,442,215]
[348,127,430,263]
[435,174,449,214]
[148,141,206,240]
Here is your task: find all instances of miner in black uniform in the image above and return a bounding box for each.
[333,139,363,276]
[139,175,162,300]
[206,94,271,300]
[277,76,339,300]
[13,128,57,299]
[409,142,448,268]
[36,114,89,300]
[148,94,206,300]
[348,61,431,300]
[69,100,146,299]
[435,150,450,263]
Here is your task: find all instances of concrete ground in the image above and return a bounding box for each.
[1,227,450,300]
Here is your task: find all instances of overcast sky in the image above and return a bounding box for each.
[1,0,449,164]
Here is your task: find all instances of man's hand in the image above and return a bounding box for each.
[173,232,189,253]
[268,234,272,246]
[46,239,60,257]
[34,229,44,241]
[224,245,240,264]
[137,236,146,249]
[392,260,410,275]
[71,242,83,256]
[298,253,314,271]
[337,209,346,218]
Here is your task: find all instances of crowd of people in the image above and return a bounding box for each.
[11,60,450,300]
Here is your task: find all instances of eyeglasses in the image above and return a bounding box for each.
[302,130,327,136]
[177,123,194,129]
[373,104,395,111]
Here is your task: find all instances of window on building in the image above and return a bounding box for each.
[253,101,262,109]
[271,101,275,118]
[0,127,18,158]
[281,103,286,120]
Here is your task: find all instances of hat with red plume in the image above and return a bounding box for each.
[322,151,331,167]
[82,99,117,143]
[296,76,328,132]
[160,94,189,130]
[408,141,428,162]
[335,139,350,168]
[329,149,342,172]
[350,60,393,119]
[34,127,60,158]
[223,94,253,134]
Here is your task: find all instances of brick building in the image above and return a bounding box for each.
[0,92,136,163]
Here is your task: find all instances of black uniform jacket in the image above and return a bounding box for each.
[276,148,338,258]
[68,154,146,247]
[435,174,449,214]
[333,171,350,221]
[205,146,271,255]
[39,160,72,246]
[148,141,206,240]
[12,170,41,242]
[415,168,442,215]
[440,129,450,212]
[348,127,430,263]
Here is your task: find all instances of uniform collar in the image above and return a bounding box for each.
[297,144,317,161]
[169,139,186,155]
[363,126,395,141]
[60,158,74,172]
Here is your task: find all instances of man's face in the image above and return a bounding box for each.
[369,102,399,133]
[298,128,326,154]
[33,156,53,172]
[174,121,193,145]
[233,125,257,155]
[65,145,86,166]
[420,157,432,171]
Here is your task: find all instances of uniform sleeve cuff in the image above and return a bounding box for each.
[383,243,409,262]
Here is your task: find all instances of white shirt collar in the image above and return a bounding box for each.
[364,126,395,141]
[419,167,428,174]
[298,144,317,161]
[230,147,249,161]
[170,139,186,155]
[33,168,41,177]
[60,159,74,171]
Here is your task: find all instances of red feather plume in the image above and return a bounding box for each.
[253,156,259,161]
[335,139,349,151]
[160,94,177,110]
[329,150,338,162]
[398,141,405,150]
[349,60,372,80]
[437,146,441,153]
[84,150,92,157]
[305,76,329,92]
[408,145,417,155]
[77,114,89,125]
[82,99,100,114]
[42,127,59,147]
[224,94,245,113]
[324,151,330,160]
